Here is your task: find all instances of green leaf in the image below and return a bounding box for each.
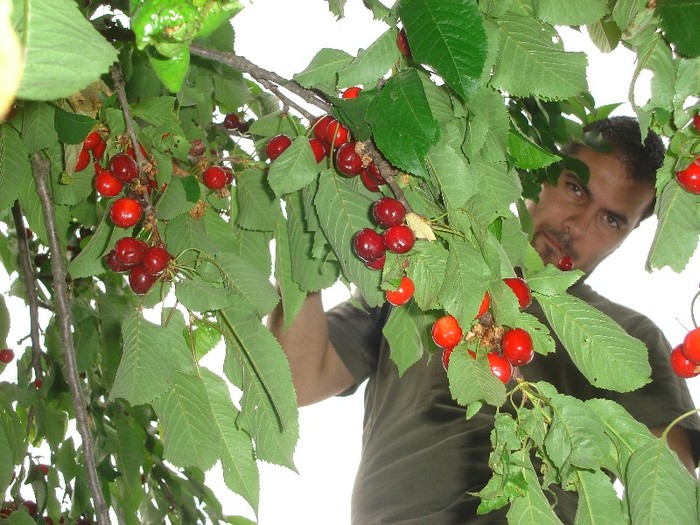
[464,160,522,226]
[16,0,117,100]
[131,96,180,129]
[53,108,97,145]
[274,218,305,329]
[293,48,353,91]
[405,241,448,310]
[68,213,128,278]
[267,137,320,196]
[399,0,487,101]
[506,454,564,525]
[175,279,235,312]
[151,371,220,471]
[382,302,430,375]
[427,135,478,209]
[164,214,218,256]
[314,172,383,306]
[657,0,700,57]
[148,47,191,93]
[574,469,626,525]
[447,347,506,407]
[156,176,196,220]
[215,252,279,318]
[367,69,440,178]
[21,102,58,153]
[507,129,561,170]
[533,0,609,25]
[337,29,400,88]
[0,125,30,212]
[535,293,651,392]
[236,167,282,231]
[491,14,588,100]
[463,86,511,162]
[626,439,699,524]
[110,312,194,405]
[526,264,583,296]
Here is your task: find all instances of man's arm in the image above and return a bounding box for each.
[650,425,697,477]
[267,291,355,407]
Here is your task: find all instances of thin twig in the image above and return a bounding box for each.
[364,139,412,212]
[11,201,43,380]
[30,152,111,525]
[258,77,318,122]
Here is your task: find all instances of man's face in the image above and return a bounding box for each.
[527,146,655,275]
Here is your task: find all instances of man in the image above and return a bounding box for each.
[268,116,700,523]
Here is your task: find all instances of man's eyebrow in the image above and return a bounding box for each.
[563,171,630,227]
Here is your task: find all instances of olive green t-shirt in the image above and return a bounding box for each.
[326,282,700,525]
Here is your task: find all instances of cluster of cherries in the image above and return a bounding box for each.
[222,111,251,134]
[674,115,700,195]
[201,164,234,191]
[104,236,172,295]
[670,326,700,379]
[437,277,535,384]
[353,197,415,271]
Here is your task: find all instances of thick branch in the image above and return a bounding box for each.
[189,45,332,115]
[30,152,111,525]
[11,201,43,379]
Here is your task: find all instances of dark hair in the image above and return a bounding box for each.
[562,116,665,220]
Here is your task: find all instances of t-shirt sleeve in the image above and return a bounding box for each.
[326,295,389,395]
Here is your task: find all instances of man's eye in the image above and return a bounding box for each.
[604,214,620,229]
[566,182,582,195]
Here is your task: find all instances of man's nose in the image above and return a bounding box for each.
[563,208,593,237]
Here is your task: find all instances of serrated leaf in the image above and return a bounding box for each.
[21,102,58,153]
[53,107,97,144]
[574,469,626,525]
[131,96,179,129]
[658,0,700,58]
[612,0,643,31]
[236,167,281,231]
[267,137,320,196]
[164,213,218,256]
[156,177,195,220]
[68,213,128,279]
[16,0,117,100]
[151,371,220,471]
[464,160,522,226]
[382,302,430,375]
[367,69,439,178]
[516,312,555,355]
[314,172,383,306]
[527,264,583,296]
[274,218,305,328]
[507,129,561,170]
[533,0,608,25]
[175,279,235,312]
[399,0,487,101]
[147,47,190,93]
[0,125,30,212]
[337,29,399,88]
[427,138,478,209]
[447,347,506,406]
[506,453,564,525]
[405,241,448,309]
[215,251,279,317]
[463,86,511,162]
[626,439,699,525]
[491,14,588,100]
[535,293,651,392]
[293,48,353,91]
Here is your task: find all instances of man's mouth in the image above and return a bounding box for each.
[539,230,577,264]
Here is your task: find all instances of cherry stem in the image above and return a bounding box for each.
[690,288,700,329]
[363,139,412,213]
[30,152,111,525]
[660,407,700,443]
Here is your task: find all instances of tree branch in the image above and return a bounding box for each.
[364,140,413,213]
[30,152,111,525]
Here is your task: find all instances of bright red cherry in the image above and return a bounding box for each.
[682,327,700,364]
[114,237,148,267]
[383,224,415,254]
[335,142,363,176]
[82,131,101,150]
[203,166,227,190]
[129,265,155,295]
[501,328,534,366]
[109,153,139,183]
[476,291,490,318]
[386,276,415,306]
[0,349,14,364]
[353,228,385,262]
[94,169,123,197]
[22,500,36,516]
[104,250,131,273]
[558,256,573,271]
[693,114,700,132]
[441,346,454,371]
[397,28,412,59]
[365,254,386,270]
[342,86,362,99]
[372,197,406,228]
[312,115,334,142]
[309,138,326,163]
[266,134,292,161]
[37,464,49,476]
[142,246,171,275]
[92,138,107,160]
[110,198,142,228]
[487,352,513,384]
[360,163,384,192]
[325,119,350,146]
[503,277,532,308]
[223,113,241,130]
[675,160,700,194]
[75,149,91,172]
[670,344,700,378]
[432,315,462,349]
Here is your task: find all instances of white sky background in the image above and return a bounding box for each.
[0,1,698,524]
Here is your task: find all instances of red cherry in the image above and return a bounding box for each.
[75,149,91,172]
[266,134,292,161]
[309,138,326,163]
[223,113,241,130]
[0,349,14,364]
[142,246,171,275]
[104,250,131,273]
[675,160,700,194]
[203,166,227,190]
[92,138,107,160]
[503,277,532,308]
[558,256,573,271]
[38,464,49,476]
[476,291,490,318]
[110,198,142,228]
[223,168,234,185]
[353,228,386,262]
[365,253,386,270]
[383,224,415,254]
[335,142,363,176]
[114,237,148,266]
[342,86,362,99]
[312,115,334,142]
[441,346,454,371]
[385,276,415,306]
[94,170,123,197]
[693,114,700,132]
[487,352,513,383]
[670,344,700,378]
[82,131,101,150]
[22,500,37,516]
[33,378,43,389]
[372,197,406,228]
[126,142,148,160]
[397,28,412,59]
[325,119,350,146]
[501,328,534,366]
[432,315,462,348]
[360,163,384,192]
[129,265,156,295]
[682,327,700,364]
[109,153,139,183]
